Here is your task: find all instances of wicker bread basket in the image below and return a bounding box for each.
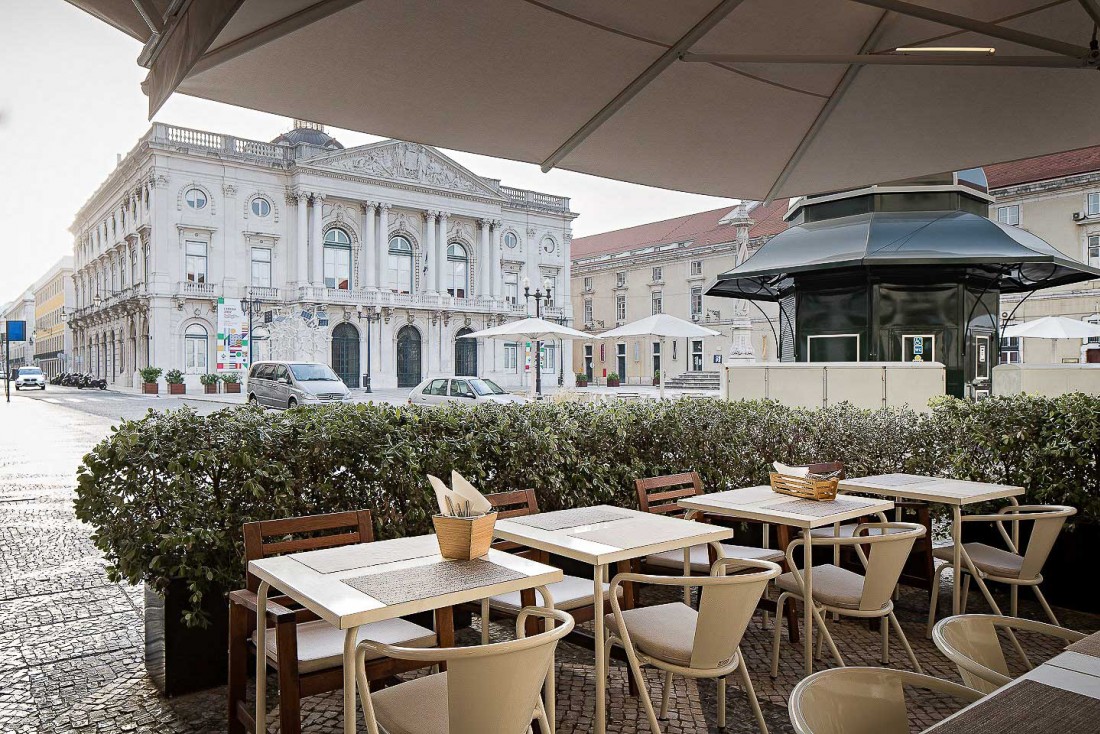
[769,472,839,502]
[432,511,497,560]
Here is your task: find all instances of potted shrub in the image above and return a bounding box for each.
[575,372,589,388]
[220,371,241,393]
[606,371,620,387]
[139,367,162,395]
[653,370,661,386]
[199,373,219,394]
[165,369,186,395]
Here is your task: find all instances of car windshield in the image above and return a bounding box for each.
[469,378,507,396]
[288,364,340,381]
[18,368,43,375]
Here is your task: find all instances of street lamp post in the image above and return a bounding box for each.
[240,289,264,367]
[357,306,381,393]
[523,277,552,399]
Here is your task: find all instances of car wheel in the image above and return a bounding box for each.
[288,397,297,409]
[41,385,46,390]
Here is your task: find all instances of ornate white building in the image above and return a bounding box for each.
[69,122,576,390]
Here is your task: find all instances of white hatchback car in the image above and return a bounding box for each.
[408,377,527,406]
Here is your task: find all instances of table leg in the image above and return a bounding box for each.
[255,581,269,734]
[593,564,607,734]
[803,537,814,677]
[683,547,692,605]
[951,506,962,616]
[343,627,362,734]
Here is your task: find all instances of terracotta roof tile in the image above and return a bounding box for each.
[571,199,789,259]
[985,146,1100,189]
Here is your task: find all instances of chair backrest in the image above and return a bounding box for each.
[932,614,1087,695]
[483,489,540,554]
[692,560,781,669]
[242,509,374,591]
[1004,505,1076,580]
[357,608,575,734]
[635,472,702,517]
[788,667,981,734]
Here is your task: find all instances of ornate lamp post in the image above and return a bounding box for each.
[239,288,265,366]
[357,305,382,393]
[523,277,552,398]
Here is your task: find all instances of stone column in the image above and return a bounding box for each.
[362,202,377,291]
[294,191,309,288]
[491,220,503,298]
[376,203,390,289]
[478,219,491,298]
[436,212,450,293]
[423,211,438,294]
[311,193,325,287]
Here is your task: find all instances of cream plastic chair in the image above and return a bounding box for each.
[771,522,926,676]
[932,613,1086,694]
[355,607,574,734]
[605,558,782,734]
[927,504,1076,634]
[788,666,982,734]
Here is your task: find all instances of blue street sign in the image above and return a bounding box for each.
[4,320,26,342]
[913,336,923,355]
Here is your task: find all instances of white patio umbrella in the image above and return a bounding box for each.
[596,314,720,398]
[1003,316,1100,362]
[68,0,1100,200]
[459,317,589,397]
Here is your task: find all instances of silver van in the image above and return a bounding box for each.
[246,361,352,409]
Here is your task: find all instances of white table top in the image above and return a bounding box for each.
[678,485,894,529]
[1046,650,1100,679]
[494,505,732,566]
[839,474,1023,505]
[249,536,563,629]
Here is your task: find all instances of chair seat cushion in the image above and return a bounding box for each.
[605,602,723,668]
[933,542,1024,579]
[646,543,785,573]
[806,523,908,539]
[488,574,620,612]
[372,671,449,734]
[256,617,436,674]
[776,564,886,611]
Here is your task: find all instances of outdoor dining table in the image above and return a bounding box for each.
[678,486,894,676]
[247,535,563,734]
[494,504,732,734]
[922,629,1100,732]
[838,474,1024,616]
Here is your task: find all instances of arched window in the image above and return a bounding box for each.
[447,243,468,298]
[323,228,352,290]
[388,235,413,294]
[131,249,140,285]
[184,324,208,375]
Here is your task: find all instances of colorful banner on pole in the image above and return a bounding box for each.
[216,297,249,372]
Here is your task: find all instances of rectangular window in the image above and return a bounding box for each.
[545,276,557,307]
[1089,193,1100,217]
[999,336,1022,363]
[583,300,593,324]
[651,290,663,315]
[1087,318,1100,345]
[185,240,207,283]
[541,343,556,372]
[504,343,518,371]
[583,276,593,292]
[616,294,626,321]
[504,273,519,305]
[616,271,626,288]
[807,334,860,362]
[1089,235,1100,268]
[652,341,661,376]
[251,247,272,288]
[690,260,703,276]
[902,334,935,362]
[651,266,662,282]
[324,245,351,290]
[690,286,703,316]
[996,204,1020,226]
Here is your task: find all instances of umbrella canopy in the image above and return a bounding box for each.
[1003,316,1100,339]
[459,317,589,342]
[596,313,721,340]
[68,0,1100,199]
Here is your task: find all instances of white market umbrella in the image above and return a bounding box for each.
[460,317,588,397]
[1003,316,1100,362]
[70,1,1100,200]
[596,314,720,398]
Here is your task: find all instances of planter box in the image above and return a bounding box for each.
[142,382,159,395]
[145,580,229,695]
[575,379,588,388]
[607,379,620,387]
[168,384,186,395]
[203,384,218,394]
[223,382,241,394]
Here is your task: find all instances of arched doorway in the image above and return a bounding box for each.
[455,327,477,376]
[331,323,360,387]
[396,326,422,387]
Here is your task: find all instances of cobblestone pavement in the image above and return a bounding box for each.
[1,395,1097,733]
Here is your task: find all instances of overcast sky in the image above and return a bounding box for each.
[0,0,737,307]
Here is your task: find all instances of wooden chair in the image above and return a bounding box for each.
[227,510,440,734]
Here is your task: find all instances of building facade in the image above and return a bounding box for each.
[569,201,787,385]
[2,292,35,375]
[68,122,575,390]
[32,257,74,379]
[986,149,1100,364]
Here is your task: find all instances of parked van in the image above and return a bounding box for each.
[246,361,352,409]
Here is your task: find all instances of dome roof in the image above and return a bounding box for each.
[271,125,343,150]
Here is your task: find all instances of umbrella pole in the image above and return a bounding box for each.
[659,337,666,400]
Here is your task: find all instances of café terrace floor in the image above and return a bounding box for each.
[1,397,1096,734]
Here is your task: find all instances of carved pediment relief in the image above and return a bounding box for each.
[303,140,502,198]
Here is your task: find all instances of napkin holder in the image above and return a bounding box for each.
[769,472,839,501]
[433,511,497,560]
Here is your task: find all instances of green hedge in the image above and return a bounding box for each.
[74,394,1099,626]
